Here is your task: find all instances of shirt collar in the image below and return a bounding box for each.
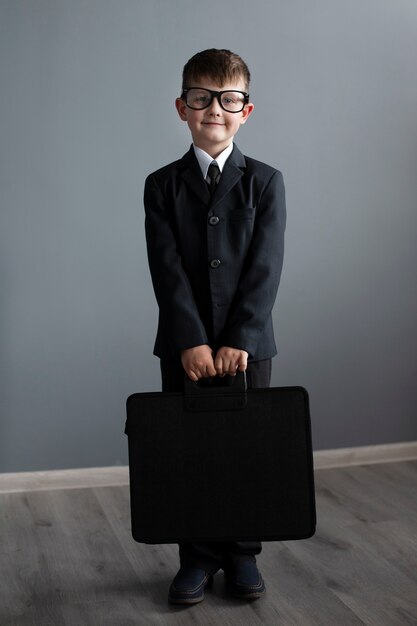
[193,143,234,179]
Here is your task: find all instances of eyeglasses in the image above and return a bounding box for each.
[181,88,249,113]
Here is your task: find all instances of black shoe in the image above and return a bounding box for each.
[225,559,266,600]
[168,567,213,605]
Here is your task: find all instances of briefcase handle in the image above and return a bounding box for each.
[183,371,247,412]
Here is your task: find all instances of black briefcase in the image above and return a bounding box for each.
[125,373,316,544]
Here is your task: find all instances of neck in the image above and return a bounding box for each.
[194,141,233,160]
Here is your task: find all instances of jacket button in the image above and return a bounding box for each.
[209,259,221,269]
[208,216,219,225]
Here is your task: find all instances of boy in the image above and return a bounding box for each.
[144,49,286,604]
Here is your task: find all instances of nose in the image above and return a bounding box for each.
[207,95,222,115]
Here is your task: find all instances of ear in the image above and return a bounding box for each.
[239,102,254,125]
[175,97,188,121]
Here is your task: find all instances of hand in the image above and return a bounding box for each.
[215,347,248,377]
[181,345,217,382]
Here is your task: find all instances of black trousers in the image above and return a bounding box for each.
[160,357,272,574]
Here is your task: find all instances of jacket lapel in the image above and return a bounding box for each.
[179,147,211,204]
[210,144,246,207]
[179,145,247,207]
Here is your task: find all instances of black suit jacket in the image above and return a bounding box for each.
[144,144,286,361]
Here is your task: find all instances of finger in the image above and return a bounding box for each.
[223,358,235,375]
[237,354,248,371]
[187,369,199,382]
[214,356,224,377]
[195,367,205,380]
[198,360,214,378]
[191,360,207,379]
[207,362,217,377]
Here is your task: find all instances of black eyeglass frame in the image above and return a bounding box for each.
[181,87,250,113]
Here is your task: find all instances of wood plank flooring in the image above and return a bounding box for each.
[1,460,416,625]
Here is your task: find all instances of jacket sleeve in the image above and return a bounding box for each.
[220,170,286,356]
[144,173,209,353]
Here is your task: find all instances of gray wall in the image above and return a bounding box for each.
[1,0,416,472]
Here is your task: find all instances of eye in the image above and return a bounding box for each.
[187,89,212,108]
[194,95,210,105]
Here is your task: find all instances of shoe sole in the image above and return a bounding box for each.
[168,593,206,605]
[227,579,266,600]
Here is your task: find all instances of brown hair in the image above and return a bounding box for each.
[181,49,251,93]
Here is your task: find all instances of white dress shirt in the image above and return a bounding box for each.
[193,143,234,181]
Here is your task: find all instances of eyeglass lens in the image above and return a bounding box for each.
[185,88,246,112]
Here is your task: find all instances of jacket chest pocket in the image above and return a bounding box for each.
[229,207,256,221]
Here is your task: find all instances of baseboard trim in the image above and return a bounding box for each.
[313,440,417,470]
[1,441,416,494]
[0,466,129,494]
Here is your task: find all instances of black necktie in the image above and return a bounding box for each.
[207,162,221,195]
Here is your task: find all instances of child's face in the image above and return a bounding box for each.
[175,77,254,158]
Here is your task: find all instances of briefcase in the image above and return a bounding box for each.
[125,373,316,544]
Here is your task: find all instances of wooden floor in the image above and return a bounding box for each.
[1,461,417,625]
